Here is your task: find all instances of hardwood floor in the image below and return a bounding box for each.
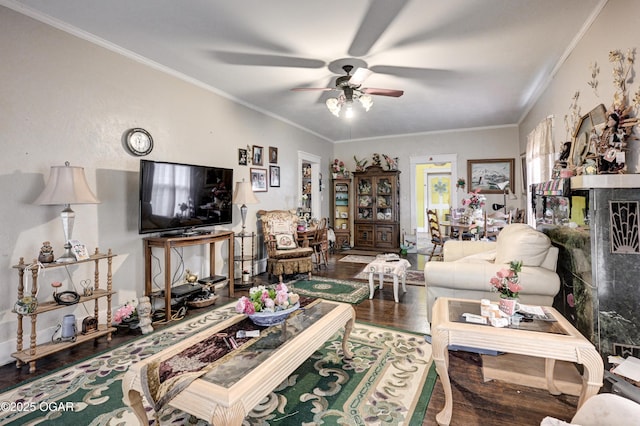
[0,251,580,425]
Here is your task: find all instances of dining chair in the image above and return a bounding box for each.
[427,209,447,261]
[310,218,329,269]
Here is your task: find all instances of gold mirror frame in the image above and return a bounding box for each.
[569,104,606,168]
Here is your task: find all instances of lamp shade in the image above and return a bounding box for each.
[34,162,100,205]
[232,181,259,205]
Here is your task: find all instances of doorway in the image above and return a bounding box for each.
[410,154,457,234]
[297,151,321,221]
[424,171,451,226]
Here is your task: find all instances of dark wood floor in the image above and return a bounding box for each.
[0,251,580,425]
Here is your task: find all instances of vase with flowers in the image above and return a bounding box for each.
[490,260,523,315]
[236,283,300,326]
[461,189,486,222]
[332,159,348,178]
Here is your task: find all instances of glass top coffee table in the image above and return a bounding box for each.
[122,300,355,425]
[431,297,603,426]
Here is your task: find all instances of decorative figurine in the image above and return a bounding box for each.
[38,241,54,263]
[136,296,153,335]
[185,269,198,283]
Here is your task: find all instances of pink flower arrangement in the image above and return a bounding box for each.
[332,158,345,174]
[113,300,138,324]
[490,260,523,298]
[235,283,300,315]
[461,189,486,210]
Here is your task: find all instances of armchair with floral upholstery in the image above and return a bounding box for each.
[258,209,313,283]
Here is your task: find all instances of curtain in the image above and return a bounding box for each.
[526,116,555,183]
[525,116,555,223]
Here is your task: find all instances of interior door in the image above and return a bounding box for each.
[424,171,451,225]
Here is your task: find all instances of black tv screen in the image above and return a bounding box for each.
[139,160,233,235]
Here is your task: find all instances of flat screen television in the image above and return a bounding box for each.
[139,159,233,235]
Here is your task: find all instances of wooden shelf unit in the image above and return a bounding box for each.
[11,250,116,373]
[331,177,352,250]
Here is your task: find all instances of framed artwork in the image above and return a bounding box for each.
[250,168,268,192]
[269,146,278,164]
[238,148,248,166]
[467,158,515,194]
[252,145,264,166]
[269,165,280,187]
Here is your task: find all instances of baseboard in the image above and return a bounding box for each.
[481,353,583,396]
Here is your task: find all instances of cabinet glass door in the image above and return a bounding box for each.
[376,177,393,221]
[357,178,373,220]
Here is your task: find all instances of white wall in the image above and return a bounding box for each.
[335,125,521,232]
[520,0,640,173]
[0,6,331,365]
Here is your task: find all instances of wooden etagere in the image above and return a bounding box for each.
[331,177,352,250]
[11,249,117,373]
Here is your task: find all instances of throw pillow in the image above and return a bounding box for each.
[495,224,550,266]
[275,234,297,250]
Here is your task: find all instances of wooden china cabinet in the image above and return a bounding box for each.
[353,165,400,250]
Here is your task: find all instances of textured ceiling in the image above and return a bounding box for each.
[5,0,604,142]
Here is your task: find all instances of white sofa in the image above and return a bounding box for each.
[424,224,560,321]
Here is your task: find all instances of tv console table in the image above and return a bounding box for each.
[143,231,234,322]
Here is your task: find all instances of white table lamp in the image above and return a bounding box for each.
[35,162,100,262]
[232,180,259,235]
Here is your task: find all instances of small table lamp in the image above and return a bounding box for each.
[232,180,259,235]
[35,162,100,262]
[494,181,518,214]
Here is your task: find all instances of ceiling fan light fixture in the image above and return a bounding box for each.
[359,94,373,111]
[345,102,354,119]
[326,98,341,117]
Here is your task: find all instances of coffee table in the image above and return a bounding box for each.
[366,257,410,302]
[431,297,603,426]
[122,300,355,425]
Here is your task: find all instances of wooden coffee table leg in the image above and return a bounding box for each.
[545,358,561,395]
[392,274,399,302]
[123,389,149,425]
[368,272,375,299]
[432,329,453,426]
[342,308,355,360]
[211,402,245,426]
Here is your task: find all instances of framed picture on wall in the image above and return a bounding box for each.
[269,165,280,187]
[467,158,515,194]
[269,147,278,164]
[250,168,268,192]
[252,145,264,166]
[238,148,248,166]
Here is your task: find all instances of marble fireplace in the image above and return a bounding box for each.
[540,175,640,363]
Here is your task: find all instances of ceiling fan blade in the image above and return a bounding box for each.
[211,51,325,69]
[348,0,409,57]
[349,67,373,87]
[362,88,404,97]
[291,87,334,92]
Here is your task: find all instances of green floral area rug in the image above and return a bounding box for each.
[288,277,371,304]
[0,303,435,426]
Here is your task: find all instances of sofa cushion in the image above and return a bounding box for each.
[495,224,551,267]
[454,249,497,264]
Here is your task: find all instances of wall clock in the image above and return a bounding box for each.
[124,128,154,156]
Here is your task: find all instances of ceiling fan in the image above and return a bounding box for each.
[292,65,404,117]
